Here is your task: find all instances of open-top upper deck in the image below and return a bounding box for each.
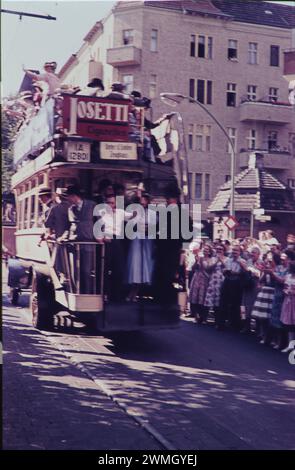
[12,93,147,187]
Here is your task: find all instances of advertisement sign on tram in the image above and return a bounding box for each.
[62,95,130,142]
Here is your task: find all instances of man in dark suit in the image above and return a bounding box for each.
[45,188,70,239]
[66,186,97,294]
[44,188,71,276]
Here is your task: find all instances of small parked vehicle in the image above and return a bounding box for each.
[7,258,31,306]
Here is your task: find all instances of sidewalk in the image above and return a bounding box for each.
[2,298,160,450]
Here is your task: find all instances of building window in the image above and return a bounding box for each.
[123,29,134,45]
[268,131,278,151]
[197,80,205,103]
[207,37,213,59]
[149,74,157,99]
[150,29,158,52]
[225,175,231,182]
[269,87,278,102]
[226,127,237,153]
[195,173,202,200]
[247,129,257,150]
[205,125,211,151]
[188,124,193,149]
[195,35,213,59]
[287,178,295,189]
[247,85,257,101]
[122,74,134,94]
[190,79,212,103]
[248,42,258,65]
[227,83,236,107]
[189,79,195,98]
[204,174,210,200]
[190,35,196,57]
[270,45,279,67]
[228,39,238,60]
[193,124,211,151]
[198,35,205,58]
[207,80,212,104]
[196,79,212,104]
[195,125,203,151]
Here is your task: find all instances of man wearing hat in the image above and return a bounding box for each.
[23,61,60,96]
[44,188,71,239]
[66,186,97,294]
[38,187,55,245]
[38,187,54,221]
[80,78,105,97]
[106,82,129,100]
[43,188,71,277]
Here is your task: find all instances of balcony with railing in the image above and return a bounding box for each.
[239,148,291,170]
[239,98,293,124]
[106,45,141,67]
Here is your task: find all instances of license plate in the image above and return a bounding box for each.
[66,141,91,162]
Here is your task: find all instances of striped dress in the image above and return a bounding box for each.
[251,274,275,319]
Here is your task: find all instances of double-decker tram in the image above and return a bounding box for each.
[11,92,185,332]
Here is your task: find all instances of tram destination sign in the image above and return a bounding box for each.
[100,142,137,160]
[62,95,130,142]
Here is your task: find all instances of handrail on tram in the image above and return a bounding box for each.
[45,239,105,296]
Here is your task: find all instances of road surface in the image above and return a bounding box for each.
[2,288,295,450]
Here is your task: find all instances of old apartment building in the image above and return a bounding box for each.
[59,0,295,217]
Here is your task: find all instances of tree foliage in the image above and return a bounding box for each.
[2,109,18,192]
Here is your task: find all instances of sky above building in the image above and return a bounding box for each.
[1,0,116,97]
[1,0,294,98]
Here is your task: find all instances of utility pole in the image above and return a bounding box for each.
[1,9,56,21]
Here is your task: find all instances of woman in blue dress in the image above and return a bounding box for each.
[126,193,157,302]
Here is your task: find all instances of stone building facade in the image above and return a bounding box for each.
[58,0,295,221]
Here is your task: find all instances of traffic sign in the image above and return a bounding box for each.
[224,216,238,231]
[255,215,271,222]
[253,208,265,215]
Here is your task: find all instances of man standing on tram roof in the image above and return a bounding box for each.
[79,77,105,97]
[105,82,130,100]
[23,61,60,97]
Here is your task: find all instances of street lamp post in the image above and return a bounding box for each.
[160,92,236,238]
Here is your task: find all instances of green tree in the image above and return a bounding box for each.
[1,109,18,192]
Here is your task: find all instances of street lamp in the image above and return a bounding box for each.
[160,92,236,235]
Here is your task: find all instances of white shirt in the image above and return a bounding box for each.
[99,208,127,238]
[38,72,60,95]
[225,257,242,274]
[264,237,279,247]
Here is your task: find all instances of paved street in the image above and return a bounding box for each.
[2,288,295,450]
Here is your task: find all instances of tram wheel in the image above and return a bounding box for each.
[30,273,57,331]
